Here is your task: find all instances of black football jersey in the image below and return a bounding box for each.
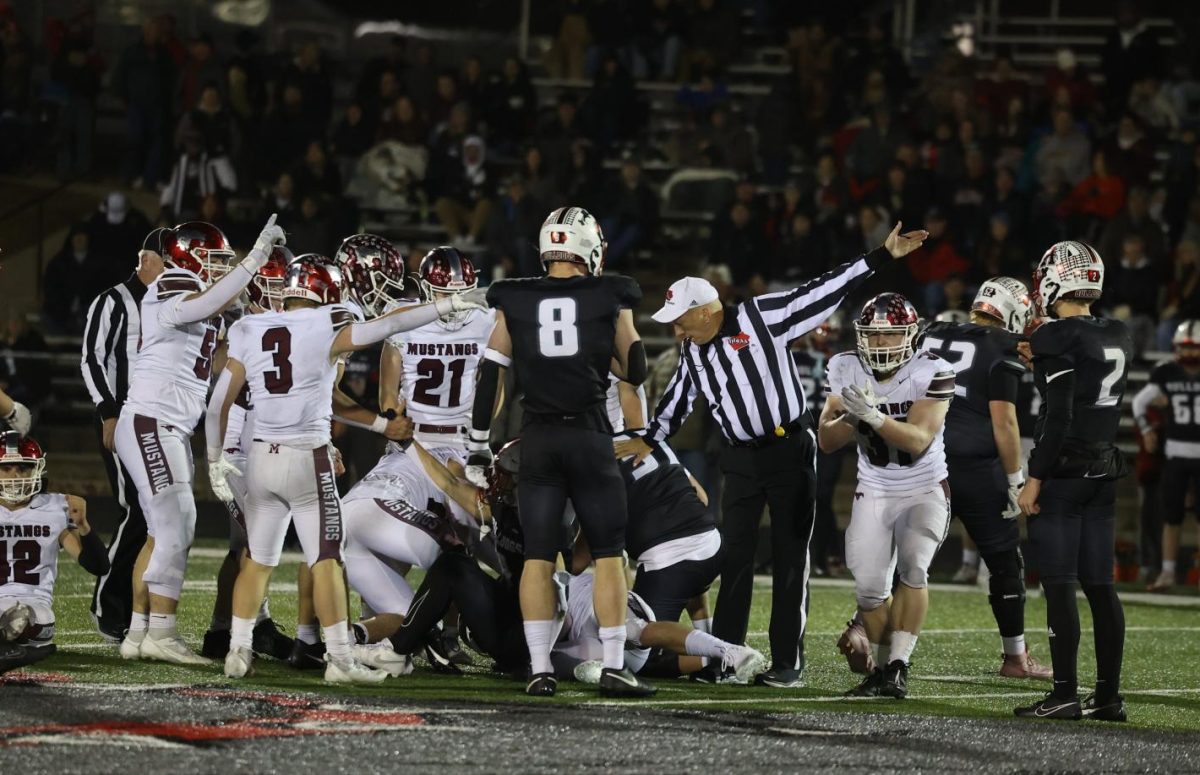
[1150,360,1200,448]
[1016,367,1038,438]
[922,321,1025,459]
[790,348,827,419]
[488,274,641,416]
[614,434,716,561]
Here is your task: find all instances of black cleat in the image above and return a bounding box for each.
[423,630,463,674]
[286,639,326,670]
[22,643,56,666]
[1082,693,1127,722]
[879,659,909,699]
[441,631,475,668]
[525,672,557,696]
[0,642,31,674]
[845,668,885,697]
[253,618,295,661]
[599,667,657,698]
[201,628,231,659]
[690,661,736,684]
[1014,693,1082,720]
[754,666,803,688]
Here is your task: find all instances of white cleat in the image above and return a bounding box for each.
[224,646,254,678]
[573,659,603,685]
[324,654,388,684]
[118,635,144,660]
[140,634,213,666]
[722,644,768,685]
[352,642,413,677]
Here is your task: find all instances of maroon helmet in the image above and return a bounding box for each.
[853,292,921,373]
[0,431,46,502]
[169,221,236,283]
[485,438,521,508]
[334,233,407,318]
[282,254,344,305]
[418,246,478,300]
[248,245,294,312]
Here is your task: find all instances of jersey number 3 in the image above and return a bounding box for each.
[262,327,294,394]
[537,298,579,357]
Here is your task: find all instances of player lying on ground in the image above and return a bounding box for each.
[0,432,110,674]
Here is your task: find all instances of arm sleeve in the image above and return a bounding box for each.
[80,291,120,418]
[1027,360,1075,480]
[922,358,957,400]
[755,248,889,341]
[470,354,504,435]
[347,301,448,347]
[162,265,256,326]
[624,340,647,386]
[205,367,237,462]
[987,360,1022,405]
[646,348,698,443]
[1131,382,1165,431]
[76,529,111,577]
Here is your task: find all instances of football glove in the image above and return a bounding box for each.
[3,401,31,436]
[242,213,287,273]
[435,288,489,318]
[841,384,885,430]
[1002,470,1025,520]
[465,428,492,488]
[208,454,243,504]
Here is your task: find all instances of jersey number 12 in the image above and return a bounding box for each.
[537,298,579,357]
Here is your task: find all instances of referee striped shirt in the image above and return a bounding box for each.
[80,275,147,420]
[647,248,889,444]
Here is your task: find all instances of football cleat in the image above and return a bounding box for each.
[140,633,213,666]
[224,646,254,678]
[0,641,29,674]
[323,655,388,684]
[879,660,909,699]
[352,642,413,677]
[690,661,737,684]
[999,650,1053,680]
[723,645,768,685]
[1013,693,1082,720]
[837,619,876,675]
[423,629,463,674]
[753,665,803,688]
[201,628,232,659]
[287,639,327,670]
[845,668,885,697]
[252,618,295,661]
[573,660,603,685]
[951,563,979,584]
[599,667,657,698]
[1147,570,1174,592]
[442,631,475,668]
[0,602,33,642]
[90,614,126,645]
[118,633,144,661]
[1082,693,1127,722]
[526,672,558,697]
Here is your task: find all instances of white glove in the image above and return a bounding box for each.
[436,288,489,317]
[208,454,243,504]
[1002,471,1025,520]
[841,384,885,430]
[465,428,492,488]
[3,401,31,436]
[241,213,286,273]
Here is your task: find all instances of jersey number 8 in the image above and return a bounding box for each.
[537,298,579,357]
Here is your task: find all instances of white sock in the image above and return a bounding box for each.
[1163,560,1177,574]
[324,620,352,661]
[128,612,149,641]
[257,598,271,624]
[523,620,556,675]
[148,613,176,638]
[869,642,881,666]
[1002,634,1026,657]
[296,623,320,645]
[598,625,627,670]
[691,618,712,634]
[230,616,256,651]
[209,615,231,632]
[684,629,727,659]
[888,630,918,665]
[962,549,979,566]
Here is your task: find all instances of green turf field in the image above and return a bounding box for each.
[29,540,1200,732]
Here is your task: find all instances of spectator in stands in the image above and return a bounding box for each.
[1100,2,1165,117]
[42,224,107,335]
[680,0,739,81]
[852,204,891,255]
[876,162,928,228]
[427,70,460,129]
[484,175,545,279]
[1128,77,1179,133]
[562,139,602,211]
[1179,196,1200,247]
[599,157,659,270]
[50,26,102,179]
[226,29,265,124]
[1160,240,1200,348]
[846,19,908,99]
[846,107,905,185]
[675,70,729,113]
[113,17,175,188]
[949,146,991,250]
[710,200,769,289]
[664,108,707,167]
[1104,113,1154,187]
[543,0,590,80]
[459,56,487,119]
[765,179,803,244]
[1037,108,1091,188]
[1044,48,1097,118]
[160,127,236,222]
[176,34,222,116]
[1164,143,1200,242]
[0,313,50,415]
[283,41,333,132]
[157,13,186,66]
[702,104,754,173]
[584,0,632,77]
[331,103,375,176]
[770,210,834,285]
[261,172,298,224]
[810,152,850,228]
[356,36,405,112]
[1165,63,1200,130]
[287,193,335,255]
[1105,233,1162,353]
[1098,186,1168,274]
[174,82,239,161]
[582,51,641,151]
[258,82,321,183]
[975,211,1027,283]
[291,140,342,200]
[1059,150,1126,241]
[519,145,562,207]
[361,68,402,130]
[432,135,494,249]
[376,95,427,146]
[486,58,537,153]
[634,0,683,81]
[906,207,969,312]
[986,164,1029,236]
[85,192,151,286]
[537,93,583,180]
[976,50,1028,124]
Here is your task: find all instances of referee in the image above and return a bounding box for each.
[618,223,927,686]
[79,231,166,641]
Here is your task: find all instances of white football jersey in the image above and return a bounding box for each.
[388,308,495,446]
[824,350,955,491]
[228,305,357,448]
[123,268,222,430]
[0,494,70,609]
[605,375,648,433]
[343,445,452,517]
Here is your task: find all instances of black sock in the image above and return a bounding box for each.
[1042,582,1079,699]
[351,622,369,645]
[983,550,1025,639]
[1082,583,1125,702]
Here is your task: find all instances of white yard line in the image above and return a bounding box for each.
[775,576,1200,607]
[584,687,1200,708]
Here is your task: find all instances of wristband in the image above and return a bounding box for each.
[370,414,388,434]
[1135,417,1151,434]
[1007,470,1025,486]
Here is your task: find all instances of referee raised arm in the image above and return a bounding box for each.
[617,222,927,686]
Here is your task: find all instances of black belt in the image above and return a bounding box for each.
[726,421,806,449]
[416,423,461,434]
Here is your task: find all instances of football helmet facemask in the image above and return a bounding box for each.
[854,293,921,375]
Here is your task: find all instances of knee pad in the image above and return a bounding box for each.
[854,578,891,611]
[625,615,648,647]
[897,564,929,590]
[983,549,1025,603]
[144,484,196,599]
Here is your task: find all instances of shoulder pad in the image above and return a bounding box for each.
[1031,319,1070,358]
[155,271,203,300]
[604,273,643,308]
[330,306,356,332]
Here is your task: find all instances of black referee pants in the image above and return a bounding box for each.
[712,427,817,672]
[89,411,148,637]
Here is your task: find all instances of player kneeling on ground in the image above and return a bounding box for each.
[819,293,955,699]
[0,432,110,673]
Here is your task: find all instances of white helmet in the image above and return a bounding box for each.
[934,310,969,324]
[539,206,606,275]
[1033,241,1104,317]
[972,276,1034,334]
[1174,320,1200,367]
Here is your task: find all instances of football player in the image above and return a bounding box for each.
[116,217,285,665]
[0,432,110,668]
[0,389,31,436]
[819,293,955,699]
[921,278,1052,679]
[206,255,485,683]
[1133,320,1200,592]
[1014,241,1131,722]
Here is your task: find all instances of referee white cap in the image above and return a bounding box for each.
[651,277,720,323]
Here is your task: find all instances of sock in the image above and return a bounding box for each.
[148,613,177,638]
[209,615,232,632]
[691,618,712,634]
[257,598,271,624]
[128,612,149,642]
[1043,582,1080,699]
[352,622,369,645]
[323,620,351,661]
[1163,559,1177,574]
[599,625,627,670]
[523,620,556,675]
[962,549,979,566]
[869,642,881,666]
[887,630,918,665]
[1083,584,1125,702]
[1002,635,1027,658]
[230,616,255,651]
[296,623,320,645]
[684,629,728,659]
